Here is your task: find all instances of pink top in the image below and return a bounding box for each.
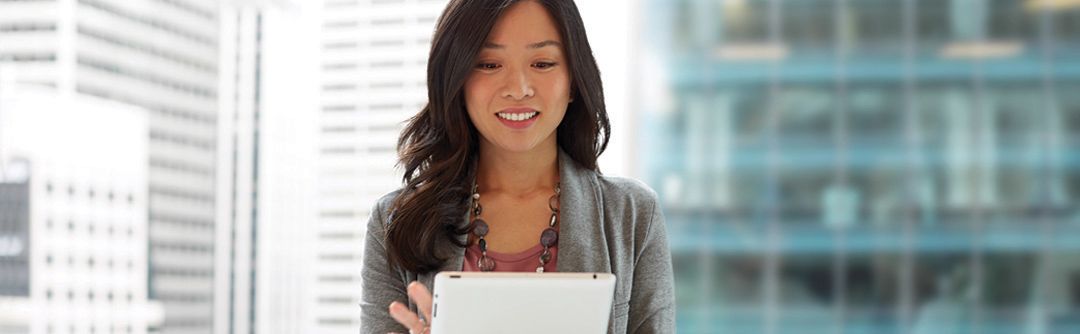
[462,241,559,272]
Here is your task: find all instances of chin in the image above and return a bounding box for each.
[496,143,540,153]
[491,137,544,153]
[482,129,556,154]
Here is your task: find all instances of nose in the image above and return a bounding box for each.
[500,66,534,100]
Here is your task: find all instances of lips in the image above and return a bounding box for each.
[495,107,540,130]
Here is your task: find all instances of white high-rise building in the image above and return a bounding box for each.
[214,1,320,333]
[317,0,445,330]
[0,1,221,333]
[0,84,162,334]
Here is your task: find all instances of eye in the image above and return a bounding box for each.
[532,62,558,70]
[475,63,501,71]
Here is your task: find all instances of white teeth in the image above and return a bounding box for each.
[497,111,538,121]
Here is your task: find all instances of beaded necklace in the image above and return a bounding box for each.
[469,182,560,272]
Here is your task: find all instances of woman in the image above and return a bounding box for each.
[360,0,675,333]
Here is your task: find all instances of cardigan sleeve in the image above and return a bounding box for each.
[626,195,677,333]
[360,197,410,334]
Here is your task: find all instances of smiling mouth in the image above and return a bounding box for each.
[495,111,539,121]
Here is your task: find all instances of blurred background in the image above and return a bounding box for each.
[0,0,1078,333]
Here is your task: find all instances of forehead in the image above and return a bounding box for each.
[486,1,563,45]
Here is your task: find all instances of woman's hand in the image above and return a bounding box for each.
[388,281,434,334]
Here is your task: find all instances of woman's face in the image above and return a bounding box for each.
[464,0,571,154]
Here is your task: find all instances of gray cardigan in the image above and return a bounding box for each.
[360,150,676,333]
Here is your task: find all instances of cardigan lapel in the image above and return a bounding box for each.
[554,149,608,273]
[417,210,469,291]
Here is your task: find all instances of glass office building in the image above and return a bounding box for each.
[636,1,1080,333]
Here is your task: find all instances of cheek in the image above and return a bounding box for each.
[539,73,572,110]
[546,71,572,100]
[540,74,571,123]
[464,76,491,118]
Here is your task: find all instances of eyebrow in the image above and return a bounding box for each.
[482,40,562,50]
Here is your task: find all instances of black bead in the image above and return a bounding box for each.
[472,219,489,236]
[540,228,558,247]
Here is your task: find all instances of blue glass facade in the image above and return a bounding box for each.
[637,1,1080,333]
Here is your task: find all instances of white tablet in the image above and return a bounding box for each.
[430,271,617,334]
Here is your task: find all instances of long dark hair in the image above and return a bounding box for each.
[385,0,610,273]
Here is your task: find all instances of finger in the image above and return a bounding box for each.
[388,301,424,332]
[388,301,423,331]
[408,281,434,323]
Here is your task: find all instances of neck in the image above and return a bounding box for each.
[476,140,559,196]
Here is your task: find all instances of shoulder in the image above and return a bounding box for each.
[368,189,405,228]
[597,175,660,205]
[374,189,404,212]
[595,175,660,216]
